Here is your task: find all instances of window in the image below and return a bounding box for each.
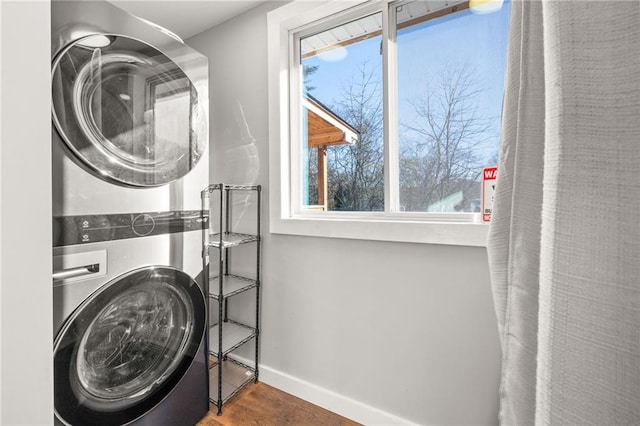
[268,0,510,246]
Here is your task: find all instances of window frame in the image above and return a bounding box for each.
[267,0,493,247]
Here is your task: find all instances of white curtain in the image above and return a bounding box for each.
[487,0,640,424]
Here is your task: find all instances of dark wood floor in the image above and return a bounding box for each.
[196,383,361,426]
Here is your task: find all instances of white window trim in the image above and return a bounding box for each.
[267,0,490,247]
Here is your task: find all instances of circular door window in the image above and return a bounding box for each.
[53,266,205,425]
[51,34,207,187]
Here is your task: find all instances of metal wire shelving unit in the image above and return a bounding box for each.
[201,184,261,415]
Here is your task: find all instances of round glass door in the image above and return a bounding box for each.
[53,266,205,425]
[51,34,207,187]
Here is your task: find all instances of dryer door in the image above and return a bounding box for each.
[53,266,206,426]
[51,34,207,187]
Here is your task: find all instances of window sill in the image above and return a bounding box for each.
[270,215,489,247]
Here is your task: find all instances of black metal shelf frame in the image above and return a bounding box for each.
[201,184,261,415]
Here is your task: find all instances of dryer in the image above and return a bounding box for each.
[51,0,210,424]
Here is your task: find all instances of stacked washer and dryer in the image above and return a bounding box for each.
[51,1,210,424]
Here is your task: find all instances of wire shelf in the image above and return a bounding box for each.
[209,320,256,357]
[209,357,256,406]
[202,184,261,194]
[209,274,258,300]
[207,232,259,248]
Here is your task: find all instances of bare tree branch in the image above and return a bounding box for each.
[399,65,496,212]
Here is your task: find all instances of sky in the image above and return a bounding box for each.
[302,1,512,166]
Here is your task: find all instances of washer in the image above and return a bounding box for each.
[51,0,209,424]
[52,231,207,425]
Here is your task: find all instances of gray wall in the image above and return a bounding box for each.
[0,1,53,424]
[188,2,502,424]
[0,1,502,424]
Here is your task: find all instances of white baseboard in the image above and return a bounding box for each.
[230,355,416,425]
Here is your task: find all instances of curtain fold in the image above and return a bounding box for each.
[488,0,640,424]
[487,1,545,423]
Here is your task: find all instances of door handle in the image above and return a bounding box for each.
[52,263,100,281]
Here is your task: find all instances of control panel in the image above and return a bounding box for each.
[53,210,209,247]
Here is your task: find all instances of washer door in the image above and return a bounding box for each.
[54,266,205,426]
[51,34,206,187]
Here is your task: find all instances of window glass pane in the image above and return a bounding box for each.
[396,1,510,213]
[300,12,384,211]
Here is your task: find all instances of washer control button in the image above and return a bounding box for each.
[132,214,155,236]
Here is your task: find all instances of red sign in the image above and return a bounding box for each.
[481,166,497,223]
